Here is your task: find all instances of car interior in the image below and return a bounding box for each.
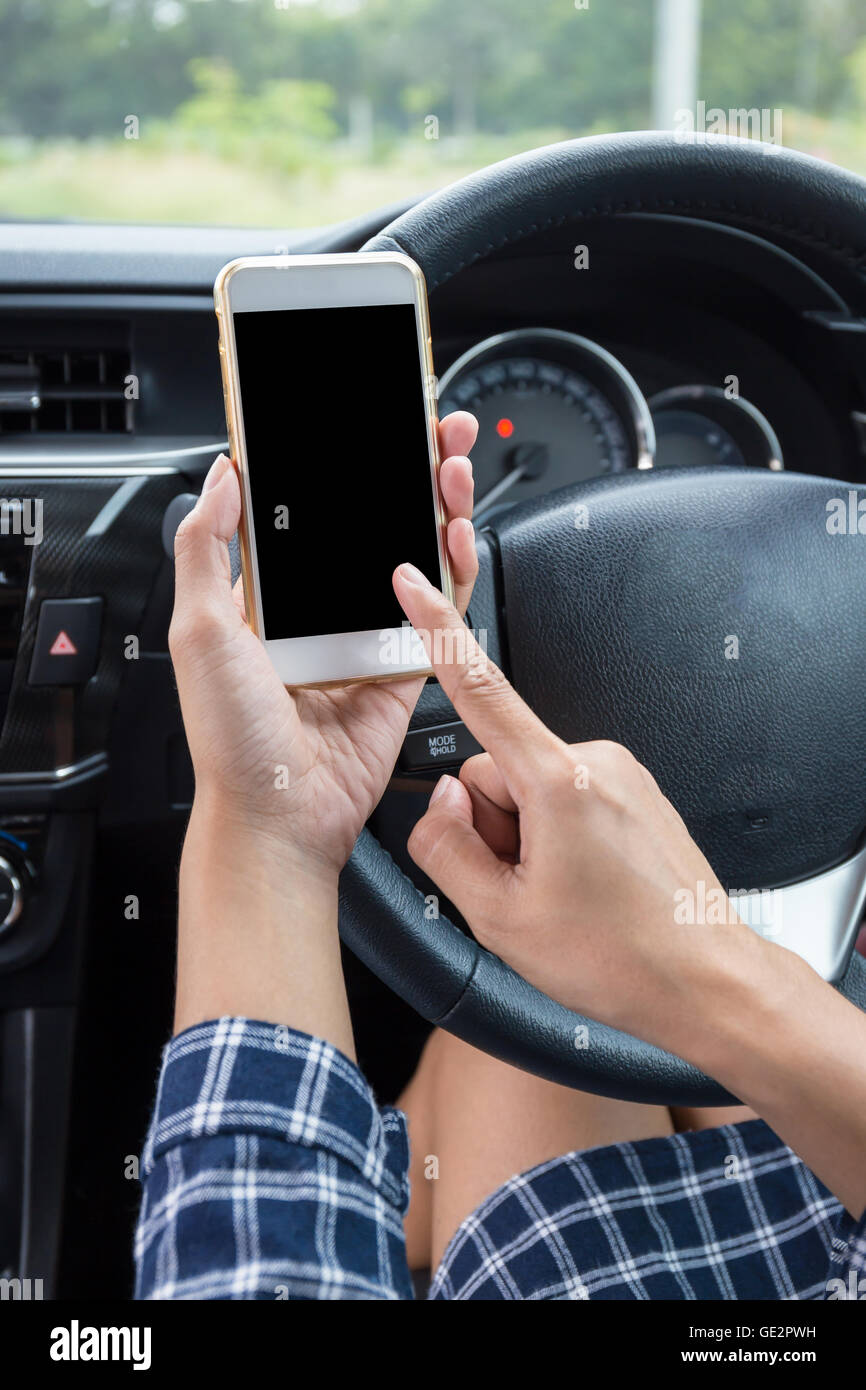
[1,126,865,1300]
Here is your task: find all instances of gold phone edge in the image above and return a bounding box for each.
[214,258,260,641]
[213,252,455,689]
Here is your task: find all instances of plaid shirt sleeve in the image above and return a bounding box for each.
[826,1208,866,1300]
[134,1018,413,1300]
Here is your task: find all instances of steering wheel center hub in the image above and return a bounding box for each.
[493,466,866,891]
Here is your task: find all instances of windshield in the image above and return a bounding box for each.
[1,0,864,227]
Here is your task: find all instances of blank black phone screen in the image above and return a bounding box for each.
[232,302,442,640]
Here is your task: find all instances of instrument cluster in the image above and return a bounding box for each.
[439,328,784,522]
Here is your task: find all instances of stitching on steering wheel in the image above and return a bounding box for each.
[387,197,866,290]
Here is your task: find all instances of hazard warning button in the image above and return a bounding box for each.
[29,598,103,686]
[50,630,78,657]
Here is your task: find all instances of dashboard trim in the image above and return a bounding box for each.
[0,293,214,313]
[0,439,228,475]
[733,840,866,984]
[624,213,849,314]
[0,466,180,477]
[0,752,108,785]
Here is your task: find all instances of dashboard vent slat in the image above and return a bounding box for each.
[0,332,133,436]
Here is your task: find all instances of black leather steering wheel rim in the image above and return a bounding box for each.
[362,130,866,291]
[339,132,866,1107]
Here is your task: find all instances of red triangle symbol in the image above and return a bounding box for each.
[50,630,78,656]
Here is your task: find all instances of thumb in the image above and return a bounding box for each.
[172,455,241,630]
[408,775,511,924]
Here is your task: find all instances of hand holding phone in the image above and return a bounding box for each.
[169,409,477,873]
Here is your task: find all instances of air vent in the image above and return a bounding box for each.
[0,317,133,436]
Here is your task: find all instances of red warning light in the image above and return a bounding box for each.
[496,417,514,439]
[50,630,78,656]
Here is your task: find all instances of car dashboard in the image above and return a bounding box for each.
[0,198,865,1298]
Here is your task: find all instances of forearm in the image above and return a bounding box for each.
[142,797,411,1302]
[173,791,354,1060]
[655,928,866,1218]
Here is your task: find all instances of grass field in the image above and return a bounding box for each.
[0,133,543,227]
[0,114,862,227]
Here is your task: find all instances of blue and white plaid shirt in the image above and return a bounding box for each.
[135,1017,866,1301]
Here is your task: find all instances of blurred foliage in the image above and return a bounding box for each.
[0,0,863,222]
[163,59,337,174]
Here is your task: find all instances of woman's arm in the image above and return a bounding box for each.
[174,792,350,1055]
[393,563,866,1221]
[166,415,476,1052]
[678,933,866,1221]
[136,419,479,1300]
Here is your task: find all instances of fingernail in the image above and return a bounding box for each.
[397,562,432,588]
[202,454,230,494]
[430,775,455,806]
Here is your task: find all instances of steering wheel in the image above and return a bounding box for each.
[340,131,866,1106]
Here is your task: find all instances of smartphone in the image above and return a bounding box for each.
[213,252,454,687]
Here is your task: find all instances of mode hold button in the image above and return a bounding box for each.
[29,598,103,687]
[399,720,483,773]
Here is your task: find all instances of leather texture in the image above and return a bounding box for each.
[340,826,479,1022]
[340,134,866,1103]
[362,131,866,289]
[496,466,866,891]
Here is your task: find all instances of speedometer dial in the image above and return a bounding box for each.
[648,386,784,472]
[439,329,654,517]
